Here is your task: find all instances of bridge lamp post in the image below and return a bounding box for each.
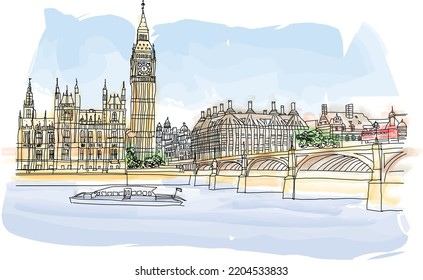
[373,121,380,143]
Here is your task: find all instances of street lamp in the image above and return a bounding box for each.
[372,121,380,142]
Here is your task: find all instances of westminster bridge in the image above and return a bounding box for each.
[176,142,407,211]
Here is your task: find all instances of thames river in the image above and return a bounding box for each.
[2,180,408,260]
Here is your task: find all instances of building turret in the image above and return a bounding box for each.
[397,119,407,139]
[23,78,36,119]
[388,107,396,126]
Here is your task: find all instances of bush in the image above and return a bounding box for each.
[296,129,339,149]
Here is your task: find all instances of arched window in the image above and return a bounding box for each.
[80,130,85,143]
[112,112,117,122]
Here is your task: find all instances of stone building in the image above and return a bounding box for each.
[16,79,127,172]
[156,118,191,161]
[191,100,308,160]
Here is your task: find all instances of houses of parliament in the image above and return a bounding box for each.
[16,1,156,173]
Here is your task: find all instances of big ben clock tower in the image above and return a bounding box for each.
[130,0,156,159]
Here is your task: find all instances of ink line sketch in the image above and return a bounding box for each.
[4,0,411,259]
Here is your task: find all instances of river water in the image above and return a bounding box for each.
[2,180,408,260]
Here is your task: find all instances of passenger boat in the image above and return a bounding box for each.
[69,186,185,206]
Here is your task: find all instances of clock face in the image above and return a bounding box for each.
[137,61,151,76]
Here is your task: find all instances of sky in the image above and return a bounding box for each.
[28,7,398,128]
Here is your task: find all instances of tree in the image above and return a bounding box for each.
[126,147,166,169]
[296,129,339,149]
[126,147,141,169]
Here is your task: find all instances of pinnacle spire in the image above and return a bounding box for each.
[137,0,149,41]
[27,78,32,91]
[55,78,60,94]
[74,78,79,94]
[24,78,34,106]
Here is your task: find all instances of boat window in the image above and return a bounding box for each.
[148,191,152,196]
[142,191,147,196]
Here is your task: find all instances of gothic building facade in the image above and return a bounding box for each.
[129,0,157,159]
[155,118,191,161]
[16,1,155,172]
[16,79,127,172]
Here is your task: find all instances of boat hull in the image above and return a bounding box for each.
[69,185,184,207]
[69,196,183,206]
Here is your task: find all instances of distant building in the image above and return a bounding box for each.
[316,103,373,144]
[191,100,308,160]
[156,118,191,161]
[361,107,407,143]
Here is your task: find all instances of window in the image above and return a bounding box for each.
[48,132,54,144]
[26,109,31,118]
[23,132,30,144]
[97,131,102,143]
[88,148,93,160]
[88,131,93,143]
[49,150,54,160]
[97,149,102,160]
[36,131,43,144]
[79,150,84,160]
[80,130,85,143]
[63,130,71,143]
[112,112,117,122]
[62,149,69,160]
[62,110,72,121]
[111,149,118,160]
[36,150,42,160]
[111,130,117,142]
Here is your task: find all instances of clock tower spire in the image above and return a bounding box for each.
[129,0,157,159]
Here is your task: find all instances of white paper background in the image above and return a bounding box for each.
[1,0,422,279]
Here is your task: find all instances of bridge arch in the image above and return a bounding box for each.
[384,152,407,182]
[247,157,288,176]
[297,154,372,174]
[218,161,242,173]
[197,163,211,171]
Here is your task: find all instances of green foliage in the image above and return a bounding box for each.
[296,129,340,149]
[143,154,165,168]
[125,147,165,169]
[126,147,142,169]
